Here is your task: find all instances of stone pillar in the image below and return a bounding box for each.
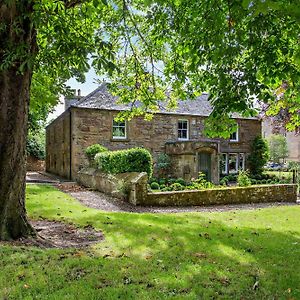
[129,172,148,205]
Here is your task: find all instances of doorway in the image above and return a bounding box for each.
[198,152,212,181]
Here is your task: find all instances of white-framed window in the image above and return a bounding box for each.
[112,120,127,139]
[220,152,245,174]
[229,125,239,142]
[178,119,189,140]
[239,153,245,170]
[220,153,228,174]
[228,153,238,173]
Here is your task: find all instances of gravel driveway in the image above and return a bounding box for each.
[28,172,299,214]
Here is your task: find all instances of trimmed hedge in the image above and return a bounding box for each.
[85,144,108,161]
[95,147,153,177]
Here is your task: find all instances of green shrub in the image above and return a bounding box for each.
[237,170,251,187]
[251,179,257,185]
[26,134,45,160]
[189,172,214,190]
[175,178,186,186]
[149,177,158,184]
[220,177,229,186]
[288,161,300,171]
[261,179,267,184]
[159,178,166,185]
[150,182,160,190]
[168,178,176,185]
[156,154,171,172]
[95,147,153,177]
[169,183,184,191]
[159,184,166,190]
[248,136,270,176]
[85,144,108,161]
[227,174,237,182]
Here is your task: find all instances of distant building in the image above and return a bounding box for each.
[262,117,300,162]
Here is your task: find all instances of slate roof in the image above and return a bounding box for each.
[73,83,257,119]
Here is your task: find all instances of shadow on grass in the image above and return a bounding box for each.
[12,184,300,299]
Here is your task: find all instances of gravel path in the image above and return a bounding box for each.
[68,189,298,213]
[27,172,299,214]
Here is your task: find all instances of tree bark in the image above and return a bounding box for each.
[0,1,36,240]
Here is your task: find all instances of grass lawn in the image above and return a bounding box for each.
[1,184,300,299]
[265,171,293,180]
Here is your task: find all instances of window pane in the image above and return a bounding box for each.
[113,121,126,138]
[239,153,245,170]
[178,120,188,140]
[230,131,237,141]
[220,153,227,174]
[228,154,238,173]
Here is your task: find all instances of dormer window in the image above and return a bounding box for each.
[178,119,189,140]
[229,126,239,142]
[112,120,127,139]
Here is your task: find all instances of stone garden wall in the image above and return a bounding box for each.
[76,169,298,206]
[144,184,298,206]
[77,168,147,201]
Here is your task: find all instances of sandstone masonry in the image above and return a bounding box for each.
[46,84,262,182]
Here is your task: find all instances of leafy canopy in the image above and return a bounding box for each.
[2,0,300,137]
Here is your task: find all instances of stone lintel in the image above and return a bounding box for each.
[165,140,219,155]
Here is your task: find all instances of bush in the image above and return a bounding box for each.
[237,170,251,187]
[248,136,270,176]
[26,133,45,160]
[159,178,166,185]
[150,182,160,190]
[227,174,237,182]
[175,178,186,186]
[169,183,184,191]
[156,154,171,172]
[288,161,300,171]
[95,147,153,177]
[85,144,108,161]
[189,172,214,190]
[220,177,229,186]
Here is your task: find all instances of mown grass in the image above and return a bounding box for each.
[265,170,293,180]
[0,184,299,299]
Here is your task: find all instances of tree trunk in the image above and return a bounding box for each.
[0,2,36,240]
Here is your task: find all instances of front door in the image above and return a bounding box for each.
[198,152,212,181]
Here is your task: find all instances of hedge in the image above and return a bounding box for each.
[95,147,153,177]
[85,144,108,161]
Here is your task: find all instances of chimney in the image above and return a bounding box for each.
[78,89,81,97]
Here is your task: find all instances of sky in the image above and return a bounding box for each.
[47,67,101,121]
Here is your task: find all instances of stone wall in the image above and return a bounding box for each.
[69,107,261,180]
[45,106,261,180]
[144,184,298,206]
[26,155,45,172]
[46,110,71,179]
[74,169,297,207]
[76,168,148,201]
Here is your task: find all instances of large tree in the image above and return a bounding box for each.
[0,0,299,240]
[0,0,116,240]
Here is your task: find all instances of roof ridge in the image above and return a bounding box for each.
[72,82,106,106]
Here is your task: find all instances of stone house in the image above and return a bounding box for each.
[262,117,300,162]
[46,83,262,183]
